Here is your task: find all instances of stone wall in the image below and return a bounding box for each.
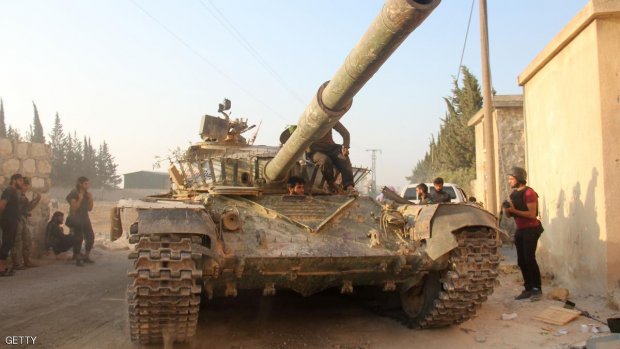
[0,138,51,256]
[468,95,525,211]
[495,105,526,204]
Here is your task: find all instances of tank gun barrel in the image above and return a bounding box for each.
[264,0,440,182]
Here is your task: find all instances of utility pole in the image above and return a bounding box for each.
[480,0,497,215]
[366,149,382,195]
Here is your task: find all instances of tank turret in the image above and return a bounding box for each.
[264,0,440,182]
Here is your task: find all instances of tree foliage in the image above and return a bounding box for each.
[7,126,23,142]
[47,117,121,188]
[29,102,46,143]
[407,66,482,189]
[0,99,6,138]
[0,100,122,188]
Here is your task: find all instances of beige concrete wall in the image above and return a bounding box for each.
[597,17,620,301]
[520,17,607,295]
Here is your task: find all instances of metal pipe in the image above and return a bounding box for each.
[264,0,441,182]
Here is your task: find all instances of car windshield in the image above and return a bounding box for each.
[403,184,457,201]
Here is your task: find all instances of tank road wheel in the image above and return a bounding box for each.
[127,234,202,344]
[401,228,500,328]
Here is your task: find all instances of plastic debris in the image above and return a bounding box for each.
[502,313,518,320]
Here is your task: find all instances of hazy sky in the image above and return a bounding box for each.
[0,0,587,190]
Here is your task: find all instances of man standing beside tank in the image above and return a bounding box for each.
[308,121,357,195]
[66,176,95,266]
[430,177,451,203]
[503,166,544,301]
[0,174,25,276]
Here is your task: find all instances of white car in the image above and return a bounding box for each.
[400,182,467,204]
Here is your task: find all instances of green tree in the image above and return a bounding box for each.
[49,113,68,185]
[29,102,46,143]
[82,136,97,184]
[0,99,6,138]
[96,141,121,188]
[407,66,482,188]
[64,132,84,185]
[7,125,23,142]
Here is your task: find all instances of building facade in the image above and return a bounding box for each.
[123,171,170,190]
[518,0,620,302]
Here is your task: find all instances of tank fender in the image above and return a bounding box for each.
[419,204,499,260]
[137,208,218,238]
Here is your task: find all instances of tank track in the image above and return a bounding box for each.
[356,228,500,328]
[127,234,202,344]
[416,228,500,327]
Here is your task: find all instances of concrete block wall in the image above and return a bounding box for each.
[0,138,52,255]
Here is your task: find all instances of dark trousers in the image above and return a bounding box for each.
[72,221,94,255]
[515,226,542,290]
[310,145,354,188]
[0,220,18,260]
[52,235,75,255]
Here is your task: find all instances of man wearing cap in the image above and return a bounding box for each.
[504,166,544,301]
[0,173,25,276]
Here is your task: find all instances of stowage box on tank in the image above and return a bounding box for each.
[111,0,501,344]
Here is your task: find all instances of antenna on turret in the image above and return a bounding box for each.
[249,120,262,145]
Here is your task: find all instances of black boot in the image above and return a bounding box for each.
[514,289,532,300]
[76,255,84,267]
[82,255,94,264]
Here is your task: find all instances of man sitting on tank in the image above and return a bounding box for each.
[416,183,432,204]
[430,177,451,203]
[287,176,306,196]
[308,122,357,195]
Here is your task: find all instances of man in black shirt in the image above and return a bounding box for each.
[66,176,95,266]
[0,173,25,276]
[431,177,451,203]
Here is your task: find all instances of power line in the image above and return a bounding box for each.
[198,0,306,105]
[455,0,476,83]
[128,0,291,122]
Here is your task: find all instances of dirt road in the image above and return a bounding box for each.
[0,203,616,349]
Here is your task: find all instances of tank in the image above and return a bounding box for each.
[111,0,501,344]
